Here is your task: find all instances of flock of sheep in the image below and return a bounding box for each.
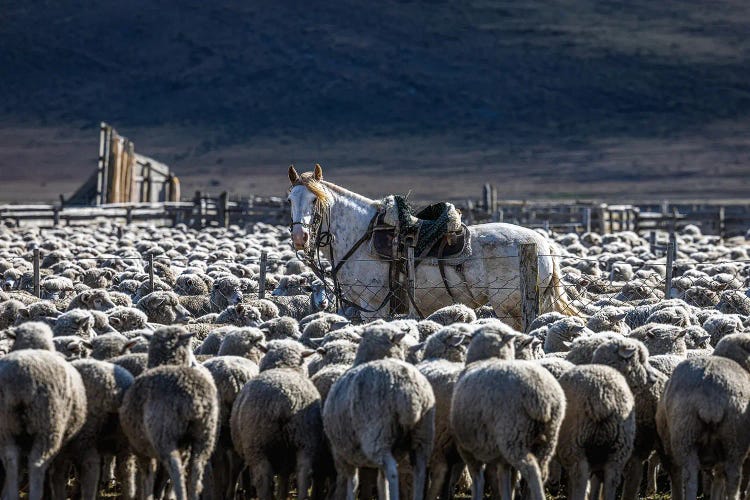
[0,220,749,500]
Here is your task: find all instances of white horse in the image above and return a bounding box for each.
[287,164,576,328]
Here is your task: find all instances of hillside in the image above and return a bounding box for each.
[1,0,749,202]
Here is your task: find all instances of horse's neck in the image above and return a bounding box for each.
[325,184,378,263]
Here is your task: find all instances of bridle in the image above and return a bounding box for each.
[288,185,393,317]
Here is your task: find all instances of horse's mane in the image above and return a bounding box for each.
[291,173,377,209]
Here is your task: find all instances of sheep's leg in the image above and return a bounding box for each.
[1,444,20,500]
[589,474,601,500]
[163,450,188,500]
[646,454,659,495]
[411,449,428,500]
[445,463,465,500]
[709,471,725,500]
[669,463,685,500]
[251,459,274,500]
[79,449,102,500]
[723,461,743,500]
[515,455,545,500]
[47,458,68,500]
[682,452,700,500]
[296,451,314,500]
[379,453,399,500]
[566,460,590,500]
[495,463,513,500]
[377,469,388,500]
[426,459,448,500]
[27,439,55,500]
[462,456,485,500]
[137,457,157,500]
[620,456,644,500]
[186,444,212,500]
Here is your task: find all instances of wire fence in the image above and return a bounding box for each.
[2,242,749,327]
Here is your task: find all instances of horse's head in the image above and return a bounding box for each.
[287,164,329,251]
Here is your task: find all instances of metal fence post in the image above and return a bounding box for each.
[259,251,268,299]
[406,245,417,316]
[33,248,40,298]
[519,243,539,332]
[148,254,154,294]
[665,241,675,298]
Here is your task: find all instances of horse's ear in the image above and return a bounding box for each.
[288,165,299,184]
[313,163,323,181]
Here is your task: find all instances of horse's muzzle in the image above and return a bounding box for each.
[291,228,309,250]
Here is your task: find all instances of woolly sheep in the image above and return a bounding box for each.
[217,327,267,362]
[307,339,357,376]
[300,314,350,346]
[244,298,280,321]
[0,349,87,500]
[136,291,192,325]
[556,365,636,500]
[178,294,212,317]
[215,303,262,327]
[565,331,624,364]
[587,306,629,333]
[591,337,667,500]
[119,326,219,499]
[703,314,745,346]
[629,324,688,356]
[323,357,435,500]
[49,359,135,500]
[107,306,149,333]
[0,299,25,329]
[52,335,92,360]
[211,275,244,312]
[656,334,750,500]
[202,356,259,499]
[7,321,55,352]
[544,317,589,353]
[465,323,520,364]
[426,303,477,326]
[422,325,473,363]
[451,358,566,500]
[13,300,61,326]
[110,353,149,378]
[52,309,97,340]
[259,316,301,340]
[66,289,117,312]
[90,332,136,360]
[230,340,322,500]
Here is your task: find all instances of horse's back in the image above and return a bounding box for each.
[469,222,553,254]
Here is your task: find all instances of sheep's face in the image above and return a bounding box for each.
[272,275,311,297]
[423,328,472,362]
[214,277,243,305]
[260,317,301,340]
[53,337,92,361]
[77,290,117,312]
[311,282,334,311]
[515,335,543,360]
[232,304,262,327]
[108,307,148,332]
[138,292,191,325]
[175,274,209,296]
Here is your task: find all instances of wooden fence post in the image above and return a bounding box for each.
[53,207,60,227]
[148,254,154,294]
[596,204,607,234]
[126,207,133,225]
[258,251,268,299]
[519,243,539,333]
[649,231,657,255]
[719,206,725,240]
[33,248,40,298]
[583,207,591,233]
[219,191,229,228]
[665,241,675,298]
[483,184,492,214]
[193,191,203,228]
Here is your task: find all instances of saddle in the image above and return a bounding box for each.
[371,202,468,262]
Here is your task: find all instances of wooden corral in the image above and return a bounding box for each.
[66,123,180,206]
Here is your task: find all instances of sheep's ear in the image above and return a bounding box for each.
[301,349,316,358]
[235,303,245,314]
[618,345,637,359]
[562,340,573,348]
[447,334,464,347]
[123,339,139,353]
[699,335,711,344]
[646,329,656,338]
[308,337,324,346]
[109,316,121,328]
[80,290,93,303]
[68,341,82,353]
[178,332,194,345]
[677,329,688,338]
[313,163,323,181]
[288,165,299,184]
[81,340,92,350]
[392,331,407,343]
[141,332,154,342]
[151,296,167,308]
[316,346,327,355]
[518,336,535,349]
[76,315,90,327]
[502,333,517,345]
[579,278,590,287]
[6,329,16,340]
[257,342,268,353]
[18,308,29,318]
